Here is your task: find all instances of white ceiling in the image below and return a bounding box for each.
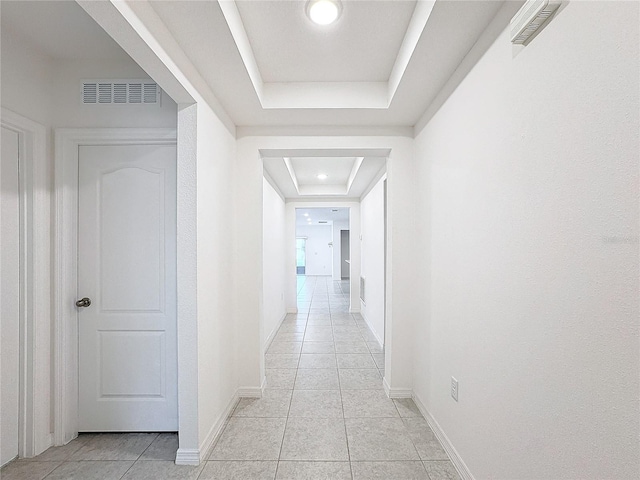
[147,0,505,126]
[263,149,387,200]
[0,1,131,61]
[235,1,417,83]
[296,207,350,227]
[3,0,509,200]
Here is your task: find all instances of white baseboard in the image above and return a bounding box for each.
[359,309,384,349]
[175,449,200,466]
[286,308,298,314]
[194,392,241,464]
[383,378,412,399]
[412,393,474,480]
[263,312,287,352]
[237,386,263,398]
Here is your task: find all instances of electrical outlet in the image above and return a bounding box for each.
[451,377,459,402]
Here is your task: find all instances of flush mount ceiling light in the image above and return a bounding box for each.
[306,0,342,26]
[303,213,309,216]
[317,174,328,180]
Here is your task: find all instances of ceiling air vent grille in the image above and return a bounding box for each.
[510,0,562,45]
[82,80,160,105]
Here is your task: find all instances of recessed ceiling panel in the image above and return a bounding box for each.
[235,0,417,83]
[290,157,356,186]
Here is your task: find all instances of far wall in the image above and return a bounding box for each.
[296,224,333,276]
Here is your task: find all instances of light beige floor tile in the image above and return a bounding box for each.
[372,354,385,369]
[341,390,399,418]
[345,418,420,461]
[334,341,369,354]
[422,461,461,480]
[265,369,297,389]
[0,460,61,480]
[351,461,428,479]
[393,398,422,418]
[403,418,449,460]
[366,342,383,354]
[298,354,337,369]
[200,461,277,479]
[303,326,333,342]
[273,332,305,342]
[306,317,332,326]
[139,433,178,461]
[289,390,343,418]
[46,461,133,480]
[68,433,157,461]
[277,324,306,333]
[233,389,292,418]
[295,369,340,390]
[280,418,349,461]
[338,369,383,390]
[265,354,300,369]
[267,342,302,354]
[276,461,351,479]
[333,325,361,335]
[122,461,203,479]
[22,438,85,462]
[301,342,335,354]
[332,332,364,342]
[209,418,286,461]
[336,354,377,369]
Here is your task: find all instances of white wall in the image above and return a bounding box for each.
[296,224,333,276]
[413,2,640,479]
[262,178,287,348]
[195,102,237,452]
[332,220,349,281]
[360,176,385,346]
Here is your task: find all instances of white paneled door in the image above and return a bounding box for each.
[1,127,20,465]
[78,144,177,432]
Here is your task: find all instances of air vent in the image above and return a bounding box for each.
[82,80,160,105]
[510,0,561,45]
[319,221,328,224]
[360,276,365,303]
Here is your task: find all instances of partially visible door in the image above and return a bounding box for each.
[340,230,350,279]
[1,127,20,465]
[296,238,306,275]
[77,144,177,431]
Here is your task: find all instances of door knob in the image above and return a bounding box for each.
[75,297,91,308]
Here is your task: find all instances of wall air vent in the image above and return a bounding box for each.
[510,0,562,45]
[318,221,328,224]
[82,80,160,105]
[360,276,365,303]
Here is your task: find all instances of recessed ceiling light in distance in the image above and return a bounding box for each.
[304,213,309,216]
[306,0,342,26]
[317,174,328,180]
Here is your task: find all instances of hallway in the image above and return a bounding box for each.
[1,276,459,480]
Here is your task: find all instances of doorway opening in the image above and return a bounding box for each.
[296,238,306,274]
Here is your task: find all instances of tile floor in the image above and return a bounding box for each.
[1,276,460,480]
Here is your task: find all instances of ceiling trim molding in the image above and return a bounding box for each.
[218,0,433,110]
[388,0,436,100]
[346,157,365,194]
[260,148,391,159]
[283,157,301,195]
[238,125,415,138]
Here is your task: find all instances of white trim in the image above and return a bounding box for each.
[1,109,51,458]
[412,393,474,480]
[382,379,412,399]
[263,312,287,353]
[286,308,298,314]
[237,387,263,398]
[188,393,240,466]
[174,449,199,466]
[53,128,177,445]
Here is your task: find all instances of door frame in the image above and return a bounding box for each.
[0,108,50,458]
[53,128,177,445]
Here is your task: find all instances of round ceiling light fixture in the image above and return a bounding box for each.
[306,0,342,26]
[317,173,328,180]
